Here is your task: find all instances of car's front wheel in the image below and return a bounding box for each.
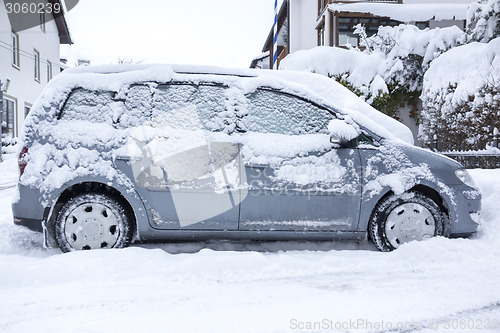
[369,192,448,251]
[54,193,134,252]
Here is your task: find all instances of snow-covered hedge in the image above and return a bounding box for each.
[280,24,464,120]
[419,38,500,151]
[281,0,500,150]
[466,0,500,43]
[417,0,500,151]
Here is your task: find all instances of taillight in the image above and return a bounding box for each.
[18,146,28,178]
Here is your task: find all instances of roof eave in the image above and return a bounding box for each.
[49,0,73,44]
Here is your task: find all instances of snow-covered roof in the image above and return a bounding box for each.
[41,64,413,144]
[251,51,270,62]
[328,3,469,22]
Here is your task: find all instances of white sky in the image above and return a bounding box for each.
[60,0,284,69]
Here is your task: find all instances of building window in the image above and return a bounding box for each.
[34,49,40,82]
[318,0,329,16]
[40,11,46,32]
[47,61,53,82]
[337,16,400,47]
[24,103,32,118]
[416,21,429,30]
[317,20,326,46]
[2,97,16,139]
[11,30,20,68]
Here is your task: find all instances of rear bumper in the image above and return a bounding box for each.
[12,183,47,233]
[13,217,43,232]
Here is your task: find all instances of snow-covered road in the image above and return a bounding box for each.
[0,153,499,333]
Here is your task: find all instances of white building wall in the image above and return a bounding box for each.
[289,0,318,53]
[1,1,61,137]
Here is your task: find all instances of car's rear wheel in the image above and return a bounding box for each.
[369,192,448,251]
[54,193,133,252]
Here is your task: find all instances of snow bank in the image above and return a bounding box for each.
[280,46,384,89]
[1,153,500,332]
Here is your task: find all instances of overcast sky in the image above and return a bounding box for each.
[60,0,284,68]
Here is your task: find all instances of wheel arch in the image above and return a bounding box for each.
[366,185,450,251]
[361,183,451,236]
[44,178,148,248]
[410,184,450,218]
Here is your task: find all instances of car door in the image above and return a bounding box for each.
[237,89,362,232]
[119,83,243,230]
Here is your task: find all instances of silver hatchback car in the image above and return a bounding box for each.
[12,65,481,252]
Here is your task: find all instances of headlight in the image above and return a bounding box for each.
[455,169,477,188]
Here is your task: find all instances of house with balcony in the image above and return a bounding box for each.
[1,0,71,145]
[253,0,472,70]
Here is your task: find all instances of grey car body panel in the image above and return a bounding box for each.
[240,148,362,232]
[13,174,150,244]
[357,143,481,236]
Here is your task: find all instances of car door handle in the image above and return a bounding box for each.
[115,155,131,161]
[247,164,269,169]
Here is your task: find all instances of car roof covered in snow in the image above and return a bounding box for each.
[48,64,414,144]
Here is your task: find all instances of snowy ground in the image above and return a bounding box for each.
[0,153,499,333]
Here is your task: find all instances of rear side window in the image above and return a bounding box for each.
[151,84,227,132]
[245,89,334,135]
[121,85,152,128]
[60,88,115,123]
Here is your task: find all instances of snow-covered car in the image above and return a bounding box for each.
[12,65,481,252]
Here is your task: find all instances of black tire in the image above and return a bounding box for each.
[54,193,134,252]
[369,192,449,252]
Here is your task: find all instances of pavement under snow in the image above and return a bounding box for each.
[0,153,498,333]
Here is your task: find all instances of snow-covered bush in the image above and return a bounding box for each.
[420,38,500,151]
[366,25,465,93]
[281,0,498,149]
[418,0,500,151]
[281,24,464,121]
[466,0,500,43]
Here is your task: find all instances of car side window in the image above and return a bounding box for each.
[121,84,152,128]
[245,89,334,135]
[60,88,115,124]
[151,84,227,132]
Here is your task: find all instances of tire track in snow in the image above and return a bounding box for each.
[0,183,16,190]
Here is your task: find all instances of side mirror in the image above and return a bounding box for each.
[328,118,361,148]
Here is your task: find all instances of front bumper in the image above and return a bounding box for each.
[449,184,481,236]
